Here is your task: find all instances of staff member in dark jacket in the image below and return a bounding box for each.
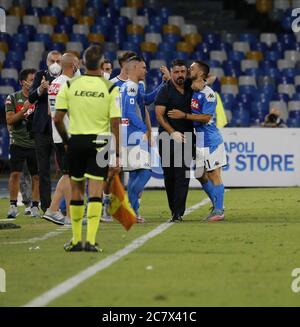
[28,50,62,212]
[155,59,194,222]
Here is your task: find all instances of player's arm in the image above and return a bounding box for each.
[124,86,148,133]
[29,71,47,103]
[155,105,174,134]
[54,84,69,144]
[109,87,122,158]
[168,110,212,123]
[143,66,170,105]
[5,95,29,125]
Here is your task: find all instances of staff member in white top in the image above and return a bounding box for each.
[43,52,80,225]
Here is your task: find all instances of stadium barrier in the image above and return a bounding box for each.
[144,128,300,187]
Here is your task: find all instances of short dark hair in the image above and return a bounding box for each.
[118,51,137,67]
[100,59,113,69]
[193,60,210,79]
[19,68,36,82]
[83,45,104,70]
[171,59,186,68]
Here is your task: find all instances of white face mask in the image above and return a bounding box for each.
[73,69,81,77]
[103,71,110,80]
[49,62,62,76]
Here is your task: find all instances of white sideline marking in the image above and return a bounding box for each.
[23,197,211,307]
[1,227,70,245]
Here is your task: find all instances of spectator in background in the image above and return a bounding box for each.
[5,68,40,219]
[100,59,113,80]
[262,108,287,128]
[28,50,62,213]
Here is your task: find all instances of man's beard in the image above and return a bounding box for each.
[175,77,185,85]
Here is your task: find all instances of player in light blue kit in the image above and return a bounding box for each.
[168,60,227,222]
[120,56,170,222]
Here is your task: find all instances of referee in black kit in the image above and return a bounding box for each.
[155,59,194,222]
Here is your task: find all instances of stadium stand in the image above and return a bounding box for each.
[1,0,300,160]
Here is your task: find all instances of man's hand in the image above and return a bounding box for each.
[171,131,186,143]
[38,76,49,94]
[160,66,171,81]
[168,109,185,119]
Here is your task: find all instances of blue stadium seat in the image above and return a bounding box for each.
[244,67,263,77]
[91,24,109,37]
[203,32,221,47]
[220,93,235,110]
[162,34,181,44]
[95,16,112,28]
[0,78,19,90]
[277,75,294,84]
[250,42,268,52]
[69,34,89,48]
[231,108,250,127]
[289,110,300,119]
[121,42,140,52]
[263,67,280,79]
[138,7,156,18]
[34,33,52,48]
[127,34,144,44]
[172,51,190,61]
[291,93,300,101]
[58,16,75,28]
[287,117,300,127]
[206,60,221,68]
[195,42,210,55]
[278,33,296,50]
[281,15,293,32]
[235,93,253,105]
[239,32,257,44]
[51,42,66,52]
[141,51,154,65]
[150,16,166,27]
[265,50,283,61]
[228,50,245,61]
[44,6,63,19]
[103,7,119,21]
[259,60,277,70]
[111,68,121,79]
[257,84,276,97]
[3,57,21,71]
[55,24,72,34]
[103,51,117,62]
[190,50,209,61]
[281,68,297,79]
[144,25,161,33]
[210,42,232,52]
[158,42,176,53]
[108,0,124,10]
[6,51,24,62]
[270,41,285,52]
[148,68,161,79]
[271,92,290,102]
[239,84,257,95]
[159,7,171,20]
[26,7,45,16]
[17,24,36,40]
[155,50,173,62]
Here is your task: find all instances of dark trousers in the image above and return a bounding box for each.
[158,138,192,217]
[34,133,53,212]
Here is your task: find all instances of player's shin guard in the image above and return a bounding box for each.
[202,180,215,206]
[70,200,84,244]
[214,184,225,211]
[86,197,102,245]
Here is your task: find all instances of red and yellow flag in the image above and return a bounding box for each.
[109,174,136,231]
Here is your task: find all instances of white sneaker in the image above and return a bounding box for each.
[30,206,40,218]
[24,206,31,216]
[7,205,18,219]
[43,209,64,225]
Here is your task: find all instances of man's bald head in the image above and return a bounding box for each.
[61,53,77,69]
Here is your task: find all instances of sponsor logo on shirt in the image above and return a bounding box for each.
[191,98,199,110]
[48,83,61,96]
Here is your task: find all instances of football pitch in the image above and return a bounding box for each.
[0,188,300,307]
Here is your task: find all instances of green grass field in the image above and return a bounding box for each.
[0,188,300,307]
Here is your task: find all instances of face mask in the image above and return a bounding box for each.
[73,68,81,77]
[103,71,110,80]
[49,62,62,76]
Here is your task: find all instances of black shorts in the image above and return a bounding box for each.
[54,142,69,174]
[9,144,38,175]
[67,135,109,181]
